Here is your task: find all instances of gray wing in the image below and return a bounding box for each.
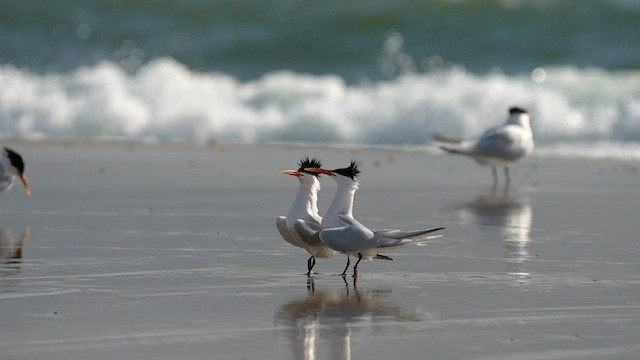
[320,215,396,253]
[473,126,528,161]
[276,216,304,249]
[293,219,323,247]
[319,225,372,253]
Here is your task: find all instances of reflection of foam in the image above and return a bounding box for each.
[467,195,531,261]
[276,284,424,360]
[450,193,532,277]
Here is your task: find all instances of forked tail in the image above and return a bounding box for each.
[432,133,463,144]
[439,145,471,156]
[384,234,443,249]
[375,227,445,240]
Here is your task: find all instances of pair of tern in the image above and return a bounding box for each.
[435,107,534,186]
[0,147,31,197]
[277,157,444,277]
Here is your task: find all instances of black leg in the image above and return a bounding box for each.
[307,277,315,292]
[341,256,351,277]
[352,253,363,278]
[306,256,316,276]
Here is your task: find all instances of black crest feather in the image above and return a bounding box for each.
[298,156,322,176]
[333,161,360,180]
[509,106,527,115]
[4,147,25,174]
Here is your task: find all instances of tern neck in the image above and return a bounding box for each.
[507,113,531,129]
[323,177,359,224]
[288,177,321,221]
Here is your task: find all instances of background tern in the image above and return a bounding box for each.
[306,161,444,277]
[277,157,337,276]
[435,107,534,187]
[0,147,31,197]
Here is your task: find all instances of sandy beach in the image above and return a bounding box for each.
[0,140,639,360]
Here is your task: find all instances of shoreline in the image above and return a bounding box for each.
[4,136,640,162]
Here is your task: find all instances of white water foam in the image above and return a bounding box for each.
[1,58,640,158]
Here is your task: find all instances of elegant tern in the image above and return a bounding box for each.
[435,107,534,186]
[277,157,337,275]
[306,162,444,277]
[0,147,31,197]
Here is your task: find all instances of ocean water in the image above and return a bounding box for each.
[1,0,640,157]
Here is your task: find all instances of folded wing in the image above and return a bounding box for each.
[473,126,528,161]
[292,219,323,247]
[320,214,444,254]
[276,216,304,248]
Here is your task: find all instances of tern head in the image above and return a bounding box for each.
[297,157,322,175]
[507,106,532,126]
[331,161,360,180]
[280,156,324,182]
[305,160,360,182]
[4,147,31,197]
[509,107,527,115]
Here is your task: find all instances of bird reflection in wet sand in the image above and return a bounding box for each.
[448,191,532,278]
[276,280,425,360]
[0,227,30,275]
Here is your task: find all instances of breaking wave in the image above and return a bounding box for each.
[1,57,640,158]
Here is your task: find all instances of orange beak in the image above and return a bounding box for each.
[280,169,303,177]
[304,167,335,176]
[19,174,31,197]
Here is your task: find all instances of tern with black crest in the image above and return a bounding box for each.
[277,157,337,276]
[435,107,534,187]
[0,147,31,197]
[306,161,444,277]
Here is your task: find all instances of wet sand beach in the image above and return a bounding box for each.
[1,141,639,360]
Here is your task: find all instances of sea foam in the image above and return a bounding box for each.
[1,57,640,158]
